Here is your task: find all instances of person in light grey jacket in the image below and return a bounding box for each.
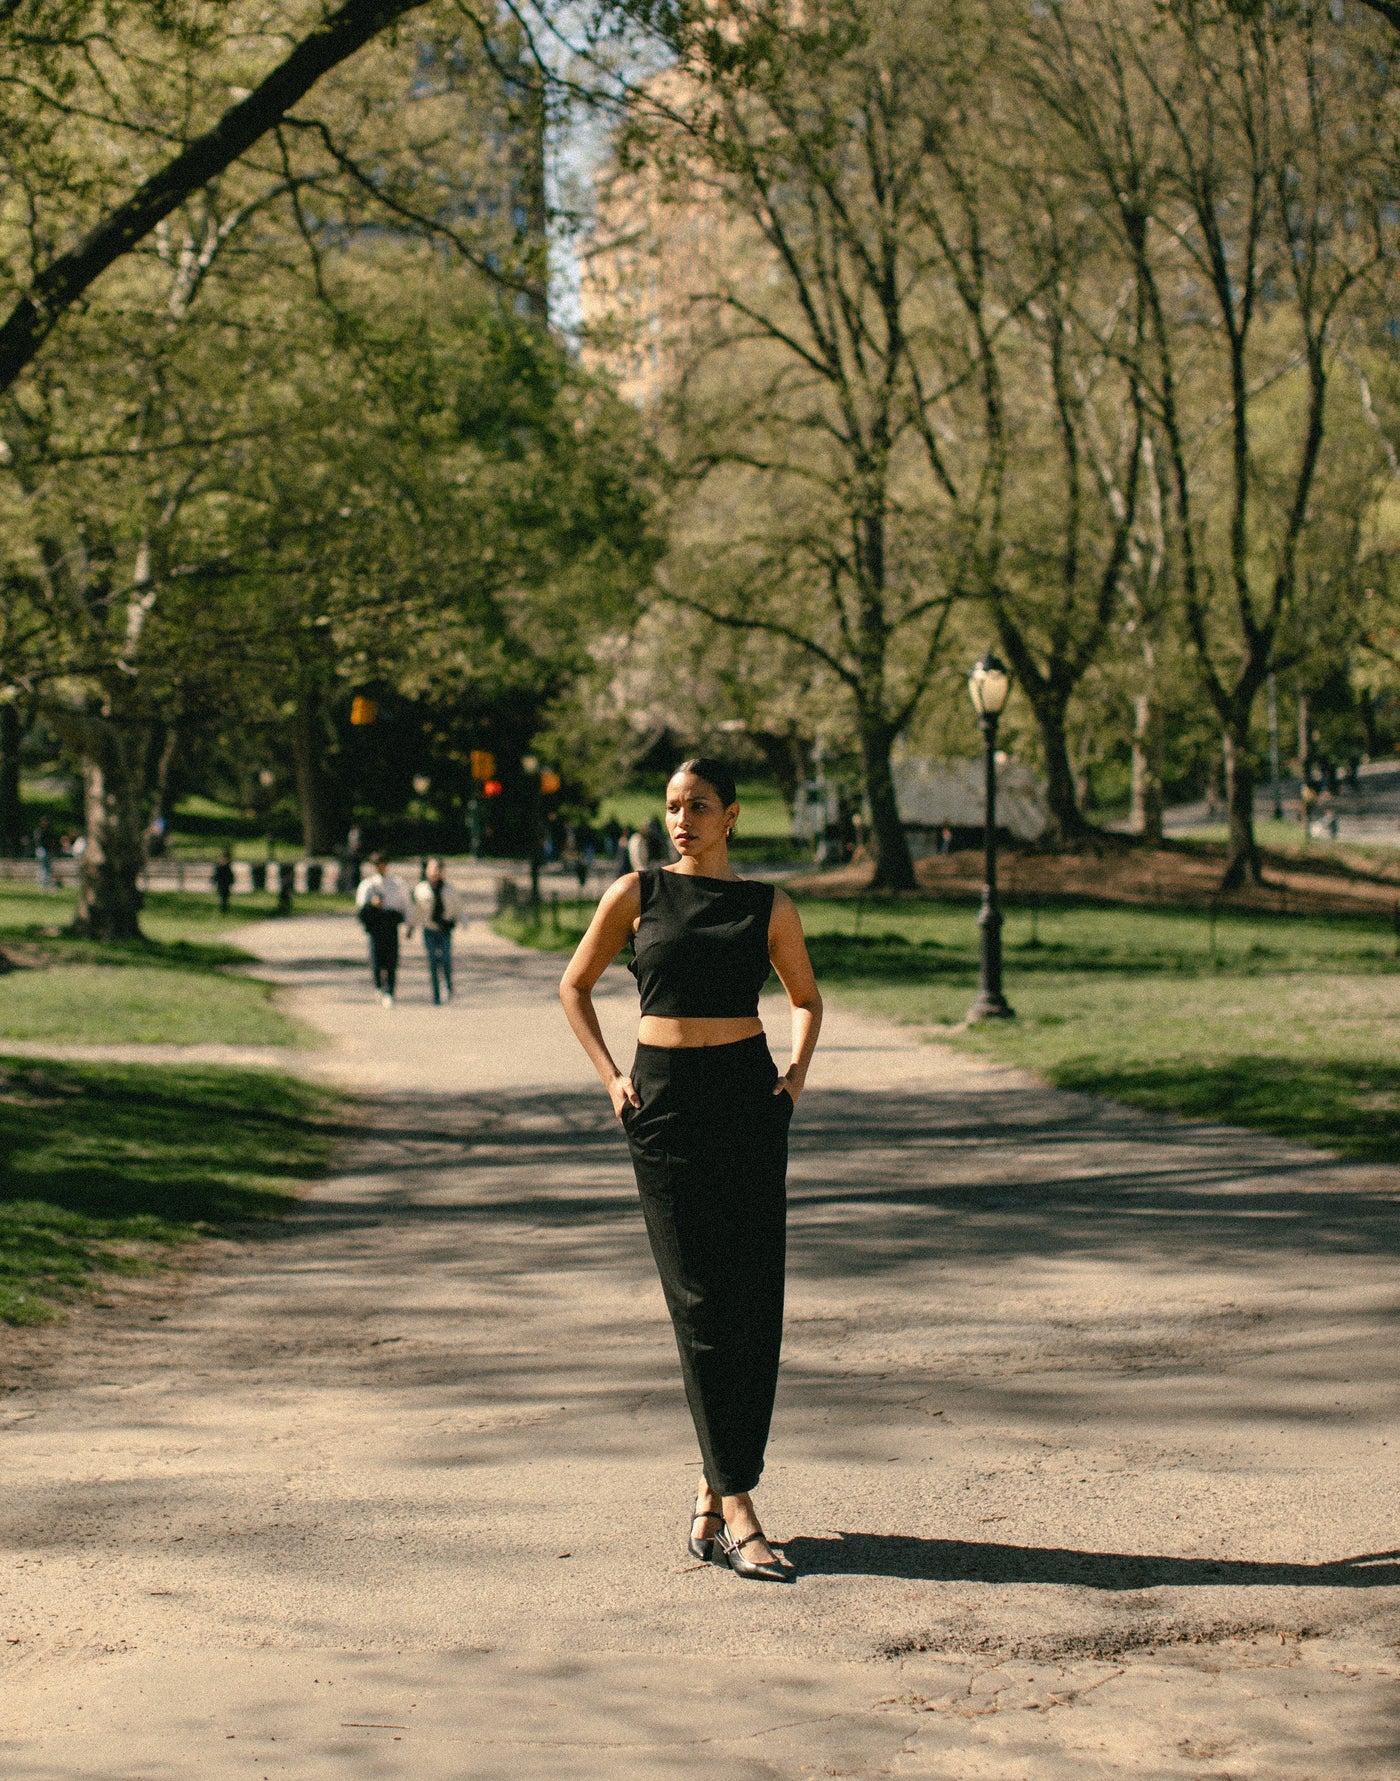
[413,858,462,1005]
[356,854,413,1006]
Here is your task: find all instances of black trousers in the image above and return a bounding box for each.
[624,1034,791,1496]
[365,919,400,995]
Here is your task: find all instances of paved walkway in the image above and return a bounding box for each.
[3,870,1400,1777]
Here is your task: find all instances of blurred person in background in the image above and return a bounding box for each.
[413,858,461,1006]
[34,816,54,890]
[574,818,596,891]
[356,853,413,1006]
[645,814,667,864]
[213,848,235,915]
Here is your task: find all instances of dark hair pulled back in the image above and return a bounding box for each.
[672,756,738,809]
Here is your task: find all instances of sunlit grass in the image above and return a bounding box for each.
[500,891,1400,1161]
[596,778,794,841]
[0,884,327,1047]
[0,1060,341,1324]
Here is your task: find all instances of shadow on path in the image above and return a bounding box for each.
[781,1532,1400,1589]
[271,1083,1400,1277]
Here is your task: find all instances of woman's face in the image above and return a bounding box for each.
[665,772,738,858]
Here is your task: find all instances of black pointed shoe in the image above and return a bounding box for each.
[688,1504,724,1562]
[719,1527,794,1582]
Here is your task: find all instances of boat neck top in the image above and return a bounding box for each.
[629,867,775,1018]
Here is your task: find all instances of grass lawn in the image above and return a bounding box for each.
[597,778,796,841]
[497,893,1399,1163]
[1175,820,1400,876]
[0,1059,341,1324]
[0,884,336,1047]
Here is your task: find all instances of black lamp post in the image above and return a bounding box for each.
[966,652,1015,1023]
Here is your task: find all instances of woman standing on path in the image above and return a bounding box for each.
[560,759,822,1582]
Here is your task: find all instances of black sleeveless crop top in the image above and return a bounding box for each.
[629,869,775,1018]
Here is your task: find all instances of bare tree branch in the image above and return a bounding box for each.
[0,0,430,394]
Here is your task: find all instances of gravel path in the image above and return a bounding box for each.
[3,869,1399,1778]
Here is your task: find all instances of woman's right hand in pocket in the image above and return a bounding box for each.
[610,1075,641,1121]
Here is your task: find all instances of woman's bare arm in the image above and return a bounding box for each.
[559,874,643,1117]
[767,888,822,1101]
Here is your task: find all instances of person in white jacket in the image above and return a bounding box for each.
[355,854,413,1006]
[413,858,462,1005]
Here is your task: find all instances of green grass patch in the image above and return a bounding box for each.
[1174,821,1400,882]
[0,883,329,1047]
[500,888,1400,1163]
[0,964,307,1047]
[795,898,1399,1163]
[494,906,591,953]
[0,1059,342,1324]
[597,778,795,842]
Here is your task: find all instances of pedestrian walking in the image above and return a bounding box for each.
[626,824,650,872]
[355,853,412,1006]
[560,758,822,1583]
[212,848,235,915]
[34,817,54,890]
[574,818,596,892]
[413,857,461,1005]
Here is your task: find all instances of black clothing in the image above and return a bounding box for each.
[368,926,398,995]
[624,1036,791,1495]
[629,869,775,1019]
[212,861,234,915]
[360,904,402,997]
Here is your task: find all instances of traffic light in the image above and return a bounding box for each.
[482,778,503,798]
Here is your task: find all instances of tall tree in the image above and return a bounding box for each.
[0,6,613,934]
[0,0,434,395]
[1027,0,1395,885]
[588,0,1165,866]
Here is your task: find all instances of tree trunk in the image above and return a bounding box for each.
[1219,722,1261,891]
[1027,688,1088,847]
[0,702,23,854]
[1129,689,1164,843]
[860,719,915,891]
[71,714,148,940]
[1359,688,1379,760]
[751,729,810,817]
[150,722,181,822]
[291,696,340,855]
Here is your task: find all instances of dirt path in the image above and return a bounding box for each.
[3,869,1399,1777]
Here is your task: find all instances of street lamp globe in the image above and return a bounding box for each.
[968,653,1010,718]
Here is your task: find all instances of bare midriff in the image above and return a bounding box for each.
[637,1014,764,1049]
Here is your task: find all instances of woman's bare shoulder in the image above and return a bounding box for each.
[597,871,642,915]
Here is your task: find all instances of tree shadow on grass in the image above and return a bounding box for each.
[1050,1056,1400,1165]
[781,1532,1400,1590]
[0,1058,338,1226]
[802,923,1397,986]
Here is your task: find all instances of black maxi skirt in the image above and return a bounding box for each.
[622,1033,792,1496]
